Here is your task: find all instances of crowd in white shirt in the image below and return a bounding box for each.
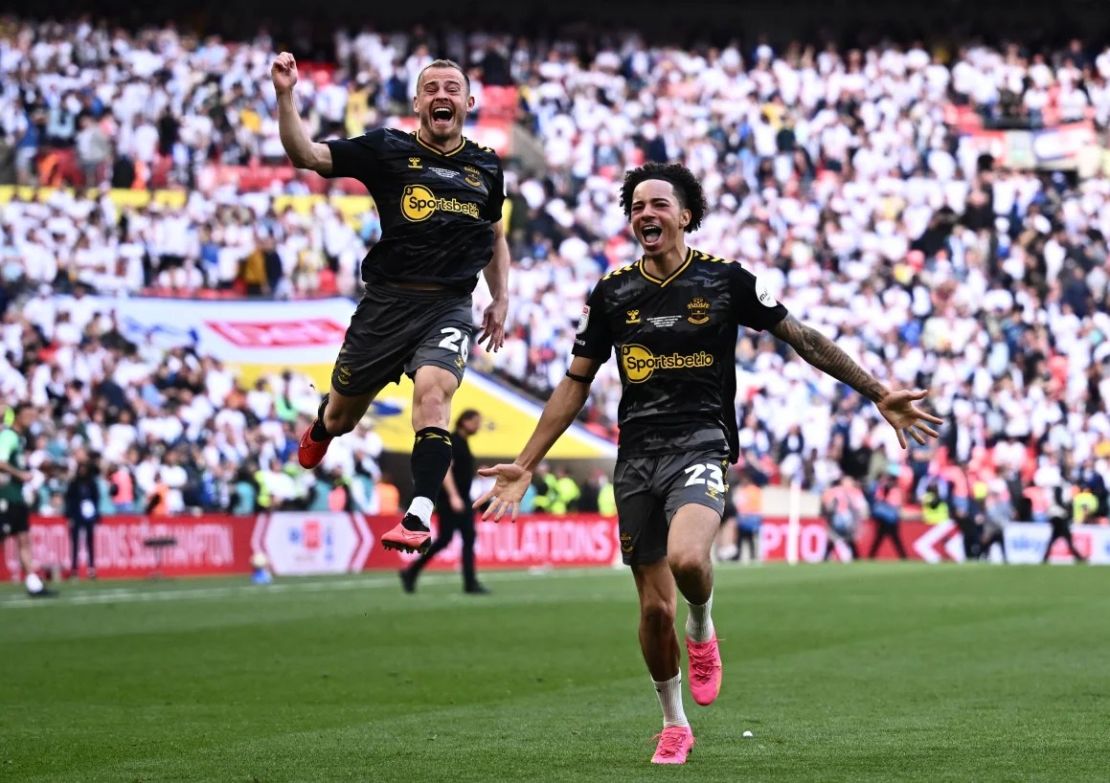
[5,19,1110,514]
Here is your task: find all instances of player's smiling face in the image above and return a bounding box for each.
[414,67,473,145]
[629,179,690,257]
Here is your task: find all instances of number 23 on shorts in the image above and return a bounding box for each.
[684,462,726,493]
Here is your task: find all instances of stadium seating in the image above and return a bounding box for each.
[3,18,1110,523]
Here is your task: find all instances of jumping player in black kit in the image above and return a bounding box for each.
[477,163,944,765]
[271,54,509,554]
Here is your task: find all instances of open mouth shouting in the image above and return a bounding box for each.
[431,104,455,129]
[639,222,664,249]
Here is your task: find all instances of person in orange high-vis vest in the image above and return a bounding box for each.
[733,471,763,563]
[376,475,401,515]
[145,481,170,516]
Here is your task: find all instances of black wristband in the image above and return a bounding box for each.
[565,370,595,384]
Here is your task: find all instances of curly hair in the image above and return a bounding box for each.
[619,162,707,232]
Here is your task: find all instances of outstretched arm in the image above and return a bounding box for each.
[271,52,333,175]
[476,355,601,520]
[770,314,944,448]
[514,358,598,472]
[771,314,887,402]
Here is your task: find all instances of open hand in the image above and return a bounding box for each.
[877,388,945,449]
[475,463,532,521]
[477,297,507,352]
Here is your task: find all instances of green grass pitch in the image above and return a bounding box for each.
[2,563,1108,782]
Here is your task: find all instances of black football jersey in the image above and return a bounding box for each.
[326,128,505,292]
[573,248,789,461]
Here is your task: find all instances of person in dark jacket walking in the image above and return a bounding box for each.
[65,457,102,579]
[1043,486,1087,564]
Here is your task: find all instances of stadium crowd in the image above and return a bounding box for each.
[1,285,392,516]
[3,17,1110,531]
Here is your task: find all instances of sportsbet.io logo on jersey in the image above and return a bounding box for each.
[620,344,714,383]
[401,185,480,222]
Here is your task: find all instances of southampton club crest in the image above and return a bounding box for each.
[687,296,710,325]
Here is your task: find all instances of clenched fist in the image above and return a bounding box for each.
[271,52,299,95]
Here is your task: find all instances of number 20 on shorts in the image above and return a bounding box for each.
[438,327,470,362]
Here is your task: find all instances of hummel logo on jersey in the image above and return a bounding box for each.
[408,157,422,169]
[626,310,641,324]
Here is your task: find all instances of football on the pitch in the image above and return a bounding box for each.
[250,552,269,570]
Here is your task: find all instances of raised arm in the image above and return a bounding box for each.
[770,314,944,449]
[476,355,602,520]
[271,52,333,176]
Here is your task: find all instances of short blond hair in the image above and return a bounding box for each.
[416,59,470,94]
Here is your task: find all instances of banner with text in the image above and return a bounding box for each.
[1,515,255,580]
[1,512,621,580]
[92,296,616,460]
[960,121,1098,172]
[90,295,349,391]
[361,513,621,572]
[251,511,375,575]
[758,517,1110,563]
[8,514,1103,582]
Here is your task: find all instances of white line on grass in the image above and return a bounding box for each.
[0,567,625,609]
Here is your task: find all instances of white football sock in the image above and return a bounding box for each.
[25,572,44,594]
[407,497,434,525]
[653,672,689,728]
[685,591,715,643]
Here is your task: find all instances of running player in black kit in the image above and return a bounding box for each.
[477,163,944,765]
[271,54,509,554]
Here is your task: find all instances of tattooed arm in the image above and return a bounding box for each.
[769,314,944,448]
[770,315,888,402]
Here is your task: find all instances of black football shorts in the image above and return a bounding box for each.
[331,284,473,396]
[613,450,730,566]
[0,500,30,539]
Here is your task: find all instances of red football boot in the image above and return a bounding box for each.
[381,514,432,554]
[298,395,332,469]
